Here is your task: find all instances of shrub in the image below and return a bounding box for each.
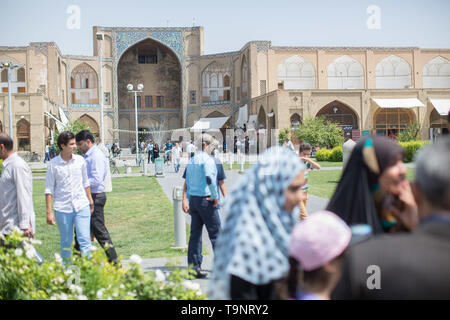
[398,140,430,163]
[329,146,343,162]
[294,116,344,148]
[397,122,420,142]
[315,148,332,161]
[0,229,206,300]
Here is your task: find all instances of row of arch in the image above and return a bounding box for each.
[1,67,26,82]
[277,55,450,90]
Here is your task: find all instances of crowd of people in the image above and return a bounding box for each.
[1,112,450,299]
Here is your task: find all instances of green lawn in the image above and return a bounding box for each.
[33,176,189,262]
[308,167,416,200]
[315,161,343,168]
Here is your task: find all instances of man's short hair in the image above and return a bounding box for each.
[57,131,75,149]
[75,130,95,144]
[0,133,13,151]
[415,136,450,210]
[299,142,312,153]
[195,133,213,149]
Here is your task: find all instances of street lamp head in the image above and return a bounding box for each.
[127,84,134,91]
[137,83,144,91]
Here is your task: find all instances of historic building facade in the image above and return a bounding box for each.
[1,26,449,156]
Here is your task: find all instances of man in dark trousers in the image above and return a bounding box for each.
[181,133,220,279]
[332,136,450,299]
[74,130,119,265]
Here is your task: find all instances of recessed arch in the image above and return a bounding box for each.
[70,63,99,105]
[17,118,31,151]
[277,55,316,89]
[78,114,99,136]
[423,56,450,88]
[376,55,412,89]
[327,55,364,89]
[316,101,359,139]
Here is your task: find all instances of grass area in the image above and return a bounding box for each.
[315,161,343,168]
[308,167,416,200]
[33,176,190,262]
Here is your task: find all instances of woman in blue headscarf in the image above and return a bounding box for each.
[209,147,306,300]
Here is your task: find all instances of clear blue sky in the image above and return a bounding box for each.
[1,0,449,56]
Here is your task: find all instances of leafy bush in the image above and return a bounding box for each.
[314,146,343,162]
[0,229,206,300]
[294,116,344,148]
[315,148,332,161]
[329,146,343,162]
[52,119,97,154]
[398,140,430,163]
[397,122,420,142]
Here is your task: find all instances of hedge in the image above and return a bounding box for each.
[314,146,343,162]
[398,140,430,163]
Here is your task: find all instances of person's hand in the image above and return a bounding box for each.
[91,233,95,242]
[46,212,56,225]
[90,203,94,214]
[22,227,34,238]
[182,198,190,214]
[206,197,219,208]
[391,180,419,231]
[300,157,310,163]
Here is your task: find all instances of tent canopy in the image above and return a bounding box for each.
[372,98,425,109]
[429,98,450,116]
[190,117,230,131]
[235,104,248,128]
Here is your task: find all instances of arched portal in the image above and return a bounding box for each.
[79,114,100,137]
[117,38,182,144]
[374,108,414,137]
[316,101,359,140]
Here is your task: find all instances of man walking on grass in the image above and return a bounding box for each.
[74,130,119,264]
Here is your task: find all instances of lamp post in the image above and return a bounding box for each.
[127,83,144,164]
[1,61,24,138]
[96,33,105,144]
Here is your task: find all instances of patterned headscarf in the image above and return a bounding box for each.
[208,147,306,300]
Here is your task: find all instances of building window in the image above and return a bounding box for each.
[374,108,414,137]
[157,96,164,108]
[260,80,266,95]
[104,92,111,105]
[1,69,8,82]
[136,95,142,108]
[17,68,25,82]
[17,119,31,151]
[138,55,157,64]
[18,87,26,93]
[2,87,8,93]
[189,91,196,104]
[145,95,153,108]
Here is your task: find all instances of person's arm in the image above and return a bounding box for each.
[44,163,56,225]
[301,157,321,170]
[14,166,34,237]
[87,155,106,192]
[218,180,227,197]
[204,158,219,206]
[81,160,94,214]
[182,181,189,214]
[45,194,55,225]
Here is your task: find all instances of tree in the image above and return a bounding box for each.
[52,119,96,153]
[293,116,344,148]
[278,128,291,145]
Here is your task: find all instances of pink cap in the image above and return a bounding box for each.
[289,211,351,271]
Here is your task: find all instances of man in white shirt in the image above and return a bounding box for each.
[45,131,94,262]
[172,142,182,173]
[0,133,35,238]
[186,140,196,158]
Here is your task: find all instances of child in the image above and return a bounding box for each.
[298,142,321,219]
[282,211,352,300]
